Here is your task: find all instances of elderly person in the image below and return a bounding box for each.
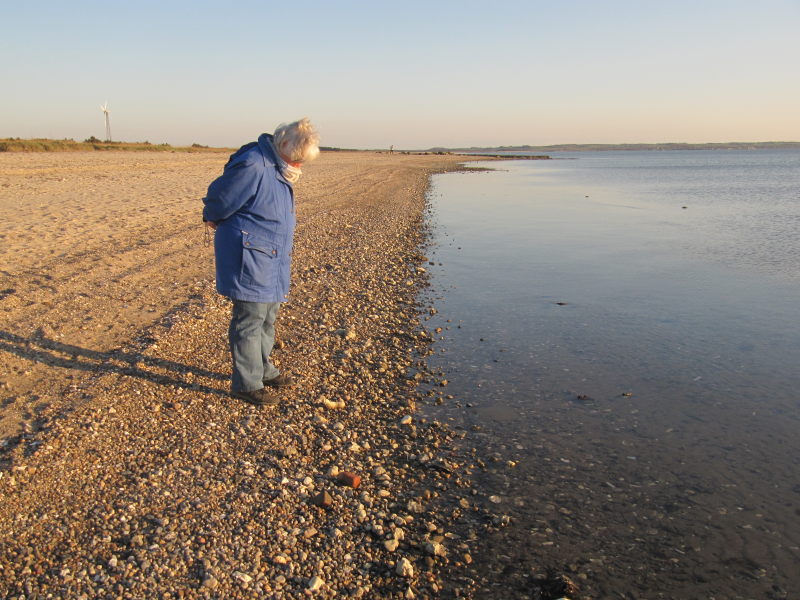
[202,118,319,406]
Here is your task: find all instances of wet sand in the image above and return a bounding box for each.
[0,150,494,598]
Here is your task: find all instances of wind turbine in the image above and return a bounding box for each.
[100,102,111,142]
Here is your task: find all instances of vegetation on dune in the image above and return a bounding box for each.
[0,137,232,153]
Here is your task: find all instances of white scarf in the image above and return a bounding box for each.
[270,139,302,184]
[281,162,302,184]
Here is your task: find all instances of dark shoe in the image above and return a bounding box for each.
[231,388,280,407]
[263,373,296,388]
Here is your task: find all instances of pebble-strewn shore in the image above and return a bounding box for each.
[0,151,499,599]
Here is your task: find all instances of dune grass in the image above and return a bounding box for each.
[0,138,232,153]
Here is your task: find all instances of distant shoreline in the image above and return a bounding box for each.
[427,141,800,153]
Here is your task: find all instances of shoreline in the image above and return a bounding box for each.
[0,151,499,598]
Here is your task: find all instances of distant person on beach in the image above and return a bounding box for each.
[202,118,320,406]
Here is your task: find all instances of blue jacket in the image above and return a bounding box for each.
[202,134,296,303]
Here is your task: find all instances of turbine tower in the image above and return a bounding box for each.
[100,102,111,142]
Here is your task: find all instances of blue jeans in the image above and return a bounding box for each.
[228,300,281,392]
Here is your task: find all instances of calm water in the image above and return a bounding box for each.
[422,150,800,599]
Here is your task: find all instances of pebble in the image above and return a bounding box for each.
[323,398,346,410]
[311,490,333,508]
[338,471,361,488]
[425,541,446,557]
[384,539,400,552]
[396,557,415,578]
[232,571,252,584]
[307,575,325,591]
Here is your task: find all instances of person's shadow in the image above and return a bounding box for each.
[0,329,230,401]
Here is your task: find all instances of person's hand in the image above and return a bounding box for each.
[204,220,217,231]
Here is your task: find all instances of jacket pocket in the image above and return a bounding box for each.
[240,231,279,289]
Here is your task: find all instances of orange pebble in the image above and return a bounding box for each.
[337,471,361,488]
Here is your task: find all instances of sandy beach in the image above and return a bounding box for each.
[0,150,496,598]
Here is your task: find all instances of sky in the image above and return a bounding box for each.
[1,0,798,149]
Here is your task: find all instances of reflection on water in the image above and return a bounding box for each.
[422,151,800,599]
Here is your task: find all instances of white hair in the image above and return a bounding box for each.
[273,118,320,163]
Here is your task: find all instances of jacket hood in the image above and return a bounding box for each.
[257,133,279,167]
